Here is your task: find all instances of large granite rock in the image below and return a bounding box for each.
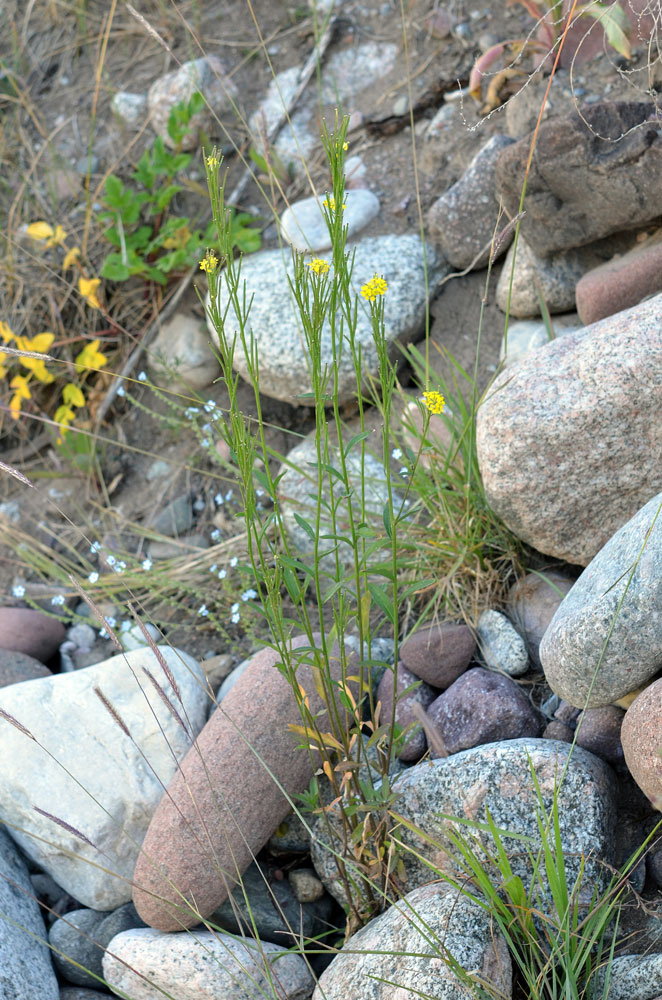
[476,293,662,565]
[622,678,662,810]
[313,883,512,1000]
[133,637,358,931]
[495,101,662,254]
[540,492,662,707]
[280,189,380,252]
[206,234,444,405]
[103,927,314,1000]
[0,647,207,909]
[0,827,59,999]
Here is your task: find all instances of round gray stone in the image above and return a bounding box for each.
[280,189,380,252]
[476,608,529,677]
[206,234,444,404]
[540,491,662,707]
[499,318,580,369]
[496,237,598,318]
[49,908,108,987]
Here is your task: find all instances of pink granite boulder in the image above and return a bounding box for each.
[0,608,65,663]
[400,622,475,688]
[476,292,662,565]
[621,680,662,810]
[133,635,358,931]
[576,240,662,325]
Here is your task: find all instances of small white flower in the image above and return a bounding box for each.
[255,488,265,497]
[229,556,238,568]
[141,559,152,571]
[201,438,211,448]
[106,554,116,567]
[231,602,240,614]
[198,604,209,617]
[209,563,218,574]
[116,385,126,397]
[12,585,25,598]
[90,541,101,553]
[88,572,99,584]
[185,406,200,420]
[231,612,240,624]
[225,489,233,502]
[106,616,117,628]
[218,569,227,580]
[121,620,132,632]
[204,400,216,413]
[391,448,402,460]
[99,628,108,639]
[114,561,126,574]
[138,371,147,382]
[210,528,221,542]
[202,423,212,435]
[399,466,409,477]
[241,588,257,602]
[51,595,65,606]
[214,493,224,506]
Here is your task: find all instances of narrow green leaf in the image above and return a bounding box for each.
[293,512,316,541]
[367,582,395,625]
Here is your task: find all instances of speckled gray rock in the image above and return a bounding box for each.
[426,667,542,755]
[498,317,581,369]
[390,739,616,895]
[591,954,662,1000]
[280,189,380,252]
[539,492,662,707]
[288,868,324,902]
[147,57,237,150]
[321,42,398,104]
[507,571,575,670]
[495,101,662,254]
[148,313,221,390]
[0,827,59,999]
[102,927,314,1000]
[427,134,515,269]
[59,990,110,1000]
[249,67,316,177]
[206,234,445,404]
[50,903,147,988]
[476,609,529,677]
[496,238,598,318]
[111,91,147,128]
[0,648,51,686]
[210,861,332,946]
[149,494,193,537]
[376,663,436,761]
[0,647,207,910]
[476,295,662,565]
[278,434,401,568]
[313,883,511,1000]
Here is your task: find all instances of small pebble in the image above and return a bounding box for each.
[476,609,529,677]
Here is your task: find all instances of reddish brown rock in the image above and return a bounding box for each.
[621,681,662,809]
[400,623,475,689]
[0,649,52,687]
[575,706,625,765]
[425,667,542,756]
[376,663,436,762]
[133,636,358,931]
[0,608,65,663]
[576,241,662,326]
[508,571,575,669]
[542,720,574,743]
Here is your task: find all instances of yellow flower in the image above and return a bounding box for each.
[162,225,191,250]
[323,196,346,213]
[0,352,8,379]
[54,404,76,442]
[27,221,68,248]
[16,333,55,384]
[62,246,81,270]
[199,252,219,273]
[422,390,445,415]
[62,383,86,408]
[206,154,219,169]
[306,258,330,275]
[9,374,31,419]
[78,276,102,310]
[75,339,107,370]
[343,142,349,151]
[360,274,388,302]
[0,322,14,344]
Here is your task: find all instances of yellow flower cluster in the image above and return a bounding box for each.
[422,390,445,415]
[323,196,346,213]
[306,258,330,275]
[206,154,220,170]
[199,252,219,274]
[360,274,388,302]
[1,325,55,418]
[28,221,103,311]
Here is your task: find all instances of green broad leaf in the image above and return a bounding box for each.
[367,582,396,625]
[382,504,393,539]
[188,90,205,115]
[104,174,125,205]
[583,1,631,58]
[154,183,182,212]
[293,512,316,541]
[100,255,131,282]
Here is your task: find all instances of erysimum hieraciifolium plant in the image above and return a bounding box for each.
[199,116,443,930]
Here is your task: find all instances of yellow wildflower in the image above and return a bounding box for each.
[0,353,8,379]
[54,404,76,442]
[62,246,81,270]
[16,333,55,384]
[162,225,191,250]
[306,258,330,275]
[343,142,349,151]
[422,390,445,415]
[27,221,68,248]
[199,252,219,273]
[78,276,102,310]
[0,322,14,344]
[62,383,86,408]
[360,274,388,302]
[9,374,31,419]
[206,154,220,169]
[75,339,107,370]
[323,196,346,213]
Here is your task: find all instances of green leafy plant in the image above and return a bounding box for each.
[99,92,261,285]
